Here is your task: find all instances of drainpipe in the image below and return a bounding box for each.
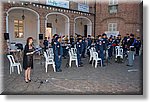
[94,0,96,39]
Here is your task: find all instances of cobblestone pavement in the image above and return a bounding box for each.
[1,54,143,95]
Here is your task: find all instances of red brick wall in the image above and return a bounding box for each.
[95,1,142,37]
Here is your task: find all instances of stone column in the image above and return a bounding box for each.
[39,16,45,46]
[65,21,70,38]
[40,16,46,34]
[69,19,75,36]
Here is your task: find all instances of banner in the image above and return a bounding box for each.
[78,3,89,12]
[46,0,69,9]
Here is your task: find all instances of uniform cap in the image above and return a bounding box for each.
[102,33,106,36]
[130,34,134,37]
[77,38,82,41]
[98,35,102,38]
[88,35,91,37]
[56,36,61,41]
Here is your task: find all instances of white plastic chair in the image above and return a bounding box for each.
[7,55,22,74]
[68,50,78,67]
[70,48,77,56]
[89,47,96,62]
[115,46,123,59]
[10,43,17,50]
[46,48,54,59]
[92,52,102,68]
[44,52,56,73]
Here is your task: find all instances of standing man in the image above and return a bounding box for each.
[96,35,105,67]
[122,34,129,56]
[87,35,92,57]
[43,37,49,51]
[70,35,75,48]
[87,35,92,47]
[51,34,58,47]
[127,34,136,67]
[107,37,113,58]
[102,33,108,57]
[135,37,141,56]
[81,36,87,58]
[53,36,63,72]
[76,38,83,67]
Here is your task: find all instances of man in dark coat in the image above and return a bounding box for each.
[53,36,63,72]
[127,34,136,67]
[135,37,141,56]
[76,38,83,67]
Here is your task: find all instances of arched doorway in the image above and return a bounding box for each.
[6,7,40,46]
[74,16,92,37]
[45,12,70,41]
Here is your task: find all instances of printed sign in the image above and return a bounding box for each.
[46,0,69,9]
[78,3,89,12]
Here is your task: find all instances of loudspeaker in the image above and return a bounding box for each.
[39,34,43,40]
[4,33,9,40]
[84,25,87,37]
[47,23,52,28]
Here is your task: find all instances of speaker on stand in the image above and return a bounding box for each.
[38,34,44,65]
[4,33,10,53]
[4,33,9,40]
[39,34,44,40]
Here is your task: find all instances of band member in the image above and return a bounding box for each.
[51,34,58,47]
[70,35,75,48]
[87,35,92,47]
[127,34,136,67]
[96,35,105,67]
[53,36,63,72]
[102,33,108,58]
[113,34,122,55]
[87,35,92,57]
[102,33,108,51]
[43,37,49,51]
[122,34,129,56]
[135,37,141,56]
[76,38,83,67]
[107,37,113,58]
[81,36,87,58]
[23,37,35,83]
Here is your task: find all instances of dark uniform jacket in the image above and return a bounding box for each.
[76,42,82,54]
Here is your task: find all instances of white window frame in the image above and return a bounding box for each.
[83,0,87,5]
[109,0,118,5]
[14,20,24,38]
[108,23,117,32]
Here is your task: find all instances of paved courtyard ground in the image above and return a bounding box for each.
[1,54,143,95]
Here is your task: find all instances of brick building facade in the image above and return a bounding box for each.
[95,0,142,38]
[1,0,142,52]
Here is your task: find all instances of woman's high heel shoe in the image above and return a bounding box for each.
[25,80,29,83]
[28,78,31,82]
